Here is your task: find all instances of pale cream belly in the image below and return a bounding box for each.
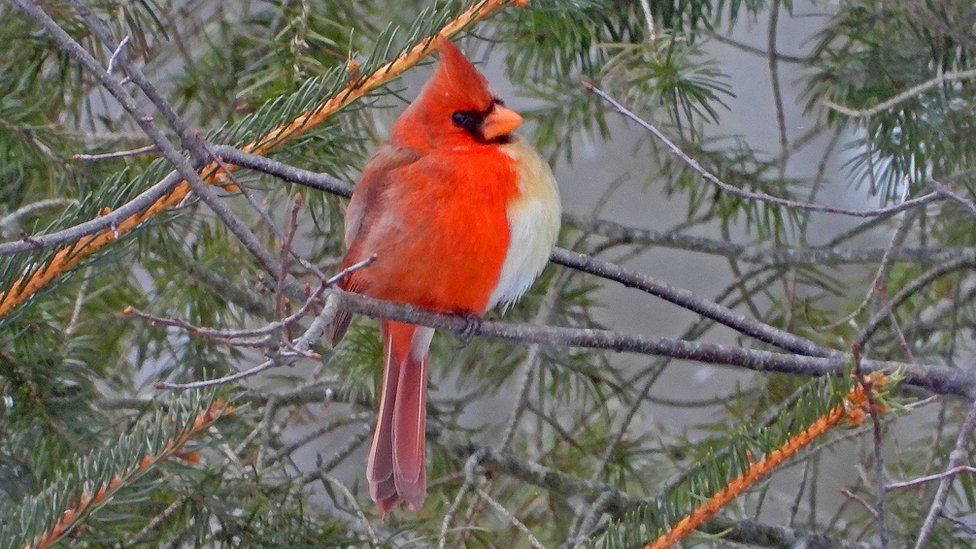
[488,136,562,309]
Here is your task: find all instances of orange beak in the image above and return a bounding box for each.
[481,104,523,140]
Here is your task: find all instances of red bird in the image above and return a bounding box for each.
[328,39,560,513]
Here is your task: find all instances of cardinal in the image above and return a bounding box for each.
[328,39,560,513]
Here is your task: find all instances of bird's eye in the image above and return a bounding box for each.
[451,111,478,130]
[492,98,505,106]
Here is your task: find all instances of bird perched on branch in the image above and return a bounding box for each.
[327,39,560,513]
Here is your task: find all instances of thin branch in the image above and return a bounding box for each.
[63,266,91,338]
[473,487,547,549]
[886,465,976,491]
[438,454,482,549]
[840,488,880,519]
[704,29,810,64]
[105,34,129,75]
[0,199,79,233]
[854,345,889,548]
[566,214,975,266]
[829,206,919,332]
[859,255,976,344]
[938,512,976,537]
[584,82,964,218]
[914,401,976,548]
[550,247,830,357]
[500,281,561,448]
[318,472,379,545]
[822,68,976,118]
[120,246,364,343]
[154,260,365,390]
[767,0,789,178]
[72,144,157,161]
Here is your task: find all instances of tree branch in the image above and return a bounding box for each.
[822,68,976,118]
[444,439,869,548]
[914,400,976,548]
[567,214,976,266]
[329,290,976,397]
[584,82,968,219]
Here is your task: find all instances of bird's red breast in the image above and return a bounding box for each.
[340,142,519,313]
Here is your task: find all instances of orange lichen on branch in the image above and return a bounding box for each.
[0,0,519,321]
[647,373,888,549]
[32,401,233,549]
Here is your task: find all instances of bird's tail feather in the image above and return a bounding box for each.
[367,320,432,514]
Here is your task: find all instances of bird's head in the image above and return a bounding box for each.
[391,39,523,150]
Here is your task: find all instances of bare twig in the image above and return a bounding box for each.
[834,199,920,331]
[126,252,374,343]
[939,512,976,536]
[822,68,976,118]
[72,144,157,161]
[499,281,562,448]
[705,29,810,64]
[316,471,380,544]
[473,487,547,549]
[767,0,789,178]
[840,488,880,519]
[859,255,976,344]
[105,34,130,75]
[914,401,976,548]
[439,453,486,549]
[154,259,371,390]
[0,198,79,234]
[886,465,976,491]
[566,214,976,266]
[853,344,889,548]
[584,82,963,218]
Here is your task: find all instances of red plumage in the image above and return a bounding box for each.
[330,39,560,513]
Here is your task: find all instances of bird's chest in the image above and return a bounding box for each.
[488,139,562,309]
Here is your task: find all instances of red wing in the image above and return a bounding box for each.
[327,146,420,346]
[343,146,421,248]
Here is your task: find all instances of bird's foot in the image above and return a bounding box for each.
[453,312,482,347]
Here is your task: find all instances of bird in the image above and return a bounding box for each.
[327,39,561,514]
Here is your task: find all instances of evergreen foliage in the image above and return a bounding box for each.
[1,0,975,546]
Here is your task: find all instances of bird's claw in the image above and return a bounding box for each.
[454,313,482,347]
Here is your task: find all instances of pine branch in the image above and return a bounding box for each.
[645,373,887,548]
[0,396,233,549]
[0,0,520,321]
[443,433,869,548]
